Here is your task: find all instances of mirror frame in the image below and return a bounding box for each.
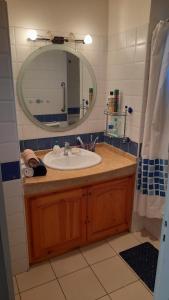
[17,44,97,132]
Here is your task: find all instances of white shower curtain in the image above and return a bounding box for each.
[137,21,169,218]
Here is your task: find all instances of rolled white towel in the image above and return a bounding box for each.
[20,159,34,178]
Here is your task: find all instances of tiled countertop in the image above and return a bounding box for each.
[23,143,137,196]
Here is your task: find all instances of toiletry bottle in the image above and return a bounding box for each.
[108,91,115,113]
[114,89,120,112]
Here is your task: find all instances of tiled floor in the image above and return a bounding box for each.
[14,230,159,300]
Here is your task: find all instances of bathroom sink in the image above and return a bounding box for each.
[43,148,102,170]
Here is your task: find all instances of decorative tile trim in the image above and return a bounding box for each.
[104,135,138,157]
[19,132,139,156]
[137,158,168,197]
[34,113,67,122]
[20,132,105,151]
[1,161,21,182]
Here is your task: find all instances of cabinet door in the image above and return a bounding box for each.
[87,177,134,242]
[27,188,87,263]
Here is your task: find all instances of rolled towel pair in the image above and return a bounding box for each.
[22,149,47,177]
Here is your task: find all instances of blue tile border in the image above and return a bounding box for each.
[0,134,139,183]
[20,132,139,156]
[20,132,105,152]
[137,158,168,197]
[104,135,138,156]
[1,161,21,182]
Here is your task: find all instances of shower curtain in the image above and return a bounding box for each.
[137,21,169,218]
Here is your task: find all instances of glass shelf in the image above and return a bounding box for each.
[104,106,133,142]
[104,110,126,117]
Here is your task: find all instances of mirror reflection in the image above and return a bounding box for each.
[17,46,96,131]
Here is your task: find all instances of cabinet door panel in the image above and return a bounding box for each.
[87,177,134,242]
[27,189,87,263]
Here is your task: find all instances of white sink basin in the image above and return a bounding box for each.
[43,148,102,170]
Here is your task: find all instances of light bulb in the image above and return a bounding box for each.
[27,30,37,41]
[84,34,92,45]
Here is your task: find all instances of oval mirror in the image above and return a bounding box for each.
[17,44,97,131]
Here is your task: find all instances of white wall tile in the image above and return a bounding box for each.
[0,8,28,277]
[106,23,148,143]
[12,62,18,79]
[0,28,10,53]
[5,195,24,216]
[0,54,12,78]
[126,28,136,47]
[0,2,8,29]
[88,106,105,120]
[108,47,135,65]
[11,258,29,275]
[0,101,16,122]
[17,124,24,139]
[123,95,143,113]
[15,27,31,46]
[11,25,107,141]
[10,243,28,262]
[0,122,18,143]
[108,32,126,51]
[135,44,147,62]
[0,142,20,163]
[137,24,148,45]
[8,228,27,247]
[108,62,145,81]
[0,79,14,100]
[16,45,34,63]
[9,27,15,45]
[7,212,25,232]
[10,45,17,62]
[3,180,23,198]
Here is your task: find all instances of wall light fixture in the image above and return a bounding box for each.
[27,30,92,45]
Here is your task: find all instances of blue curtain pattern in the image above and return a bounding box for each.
[137,158,168,197]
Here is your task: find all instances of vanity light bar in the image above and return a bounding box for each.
[27,30,92,45]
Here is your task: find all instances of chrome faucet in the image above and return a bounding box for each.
[64,142,71,156]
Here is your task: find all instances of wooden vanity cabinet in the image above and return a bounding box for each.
[26,176,134,264]
[87,177,134,242]
[26,188,87,263]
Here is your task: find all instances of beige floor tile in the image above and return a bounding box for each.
[81,240,116,265]
[92,256,137,293]
[13,277,19,295]
[107,233,140,253]
[15,295,20,300]
[16,262,55,292]
[110,281,153,300]
[152,240,160,250]
[134,230,159,245]
[51,249,88,278]
[59,267,106,300]
[20,280,65,300]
